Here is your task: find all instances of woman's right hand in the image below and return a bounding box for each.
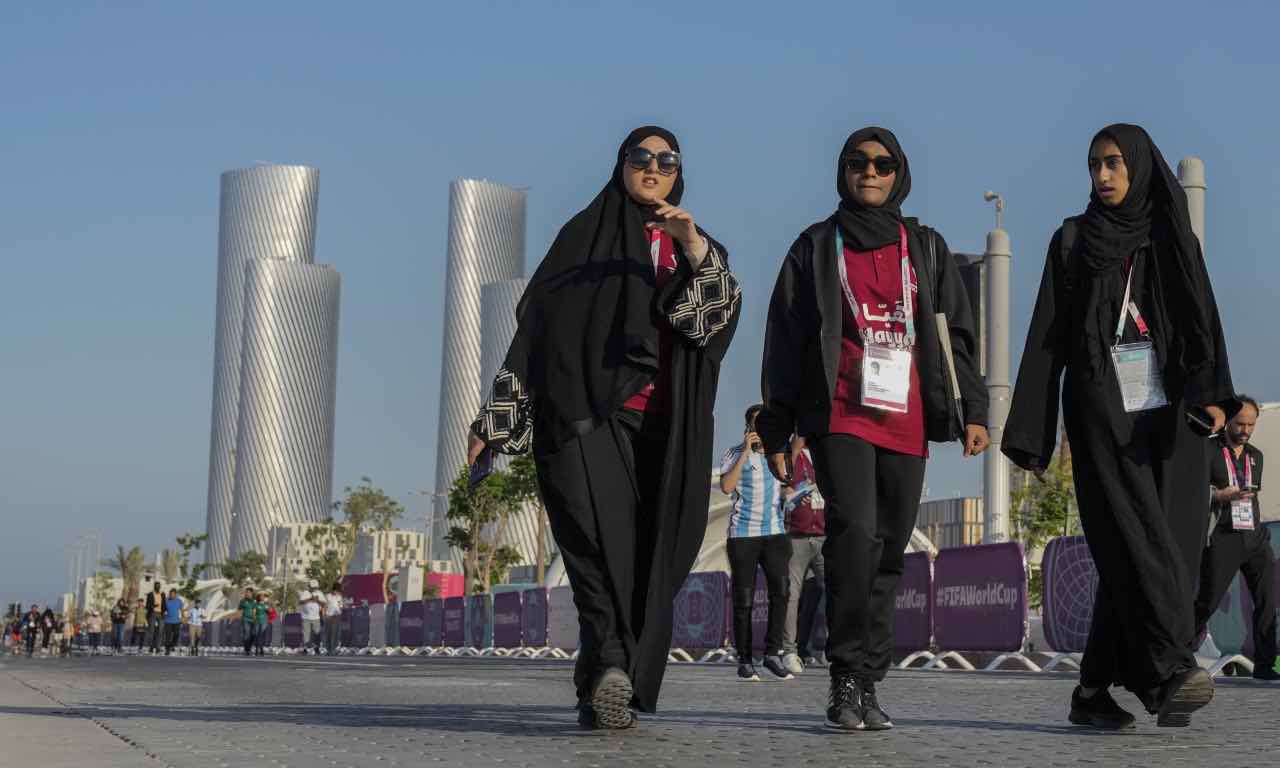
[467,431,487,467]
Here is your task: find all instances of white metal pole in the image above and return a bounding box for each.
[1177,157,1206,252]
[983,227,1012,544]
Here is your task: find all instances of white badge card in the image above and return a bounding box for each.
[1111,341,1168,413]
[861,344,911,413]
[1231,499,1255,531]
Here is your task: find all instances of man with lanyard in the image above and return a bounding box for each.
[1193,395,1277,680]
[780,435,826,677]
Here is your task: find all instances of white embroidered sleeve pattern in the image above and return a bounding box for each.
[471,368,532,454]
[666,244,742,347]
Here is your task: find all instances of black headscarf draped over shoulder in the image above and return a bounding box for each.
[834,126,912,250]
[504,125,685,447]
[1076,123,1216,381]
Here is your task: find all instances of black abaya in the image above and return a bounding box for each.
[1004,227,1234,698]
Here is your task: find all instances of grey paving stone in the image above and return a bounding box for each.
[1,654,1272,767]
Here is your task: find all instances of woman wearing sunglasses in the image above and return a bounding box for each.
[1003,124,1237,729]
[468,126,741,729]
[758,127,989,732]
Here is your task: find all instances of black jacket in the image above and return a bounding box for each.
[759,216,986,453]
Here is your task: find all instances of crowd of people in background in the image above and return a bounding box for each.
[3,581,349,659]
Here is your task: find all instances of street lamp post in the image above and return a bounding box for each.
[982,192,1012,544]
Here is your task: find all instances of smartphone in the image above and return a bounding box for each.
[469,447,494,489]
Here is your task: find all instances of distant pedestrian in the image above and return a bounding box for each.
[720,405,793,683]
[188,600,204,656]
[22,605,41,656]
[132,598,148,652]
[163,589,183,655]
[110,599,129,654]
[323,587,343,655]
[254,593,271,656]
[145,583,165,654]
[40,606,55,650]
[298,580,323,654]
[86,610,103,655]
[780,435,826,676]
[239,588,257,657]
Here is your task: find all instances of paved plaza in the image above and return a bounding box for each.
[1,653,1273,767]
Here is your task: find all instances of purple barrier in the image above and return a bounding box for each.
[547,586,578,650]
[933,542,1028,652]
[1040,536,1098,654]
[350,607,370,648]
[442,597,465,647]
[467,594,492,648]
[282,613,303,648]
[893,551,933,652]
[1207,521,1280,660]
[672,571,730,649]
[521,589,548,647]
[339,608,353,646]
[424,599,444,646]
[492,592,523,648]
[398,601,425,647]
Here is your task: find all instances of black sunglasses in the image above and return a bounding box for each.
[625,147,681,176]
[843,153,900,176]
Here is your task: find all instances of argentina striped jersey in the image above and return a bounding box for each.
[719,444,785,538]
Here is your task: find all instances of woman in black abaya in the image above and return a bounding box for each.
[1003,124,1237,729]
[467,126,741,729]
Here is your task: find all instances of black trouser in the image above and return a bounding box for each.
[148,615,162,652]
[133,626,146,650]
[25,629,36,655]
[163,623,180,653]
[1194,526,1277,670]
[727,534,792,660]
[811,433,926,681]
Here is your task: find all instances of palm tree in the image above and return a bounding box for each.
[102,545,146,605]
[161,548,179,582]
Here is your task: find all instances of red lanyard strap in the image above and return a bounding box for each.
[1114,255,1151,343]
[1223,446,1253,488]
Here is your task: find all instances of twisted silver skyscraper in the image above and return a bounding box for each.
[229,259,341,557]
[204,165,339,568]
[432,180,526,560]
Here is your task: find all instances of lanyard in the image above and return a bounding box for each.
[835,222,916,349]
[1222,445,1253,488]
[1113,255,1151,343]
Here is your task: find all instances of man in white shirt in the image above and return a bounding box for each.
[322,588,344,656]
[188,600,204,656]
[298,580,324,655]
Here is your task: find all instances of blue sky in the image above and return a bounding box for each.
[4,1,1278,605]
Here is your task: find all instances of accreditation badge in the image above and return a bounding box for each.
[1111,341,1168,413]
[1231,499,1255,531]
[861,344,912,413]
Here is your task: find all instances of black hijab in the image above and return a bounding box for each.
[834,127,912,249]
[504,126,685,447]
[1075,124,1215,380]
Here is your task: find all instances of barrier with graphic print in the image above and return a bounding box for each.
[398,600,425,647]
[932,542,1028,652]
[671,571,730,649]
[492,591,523,648]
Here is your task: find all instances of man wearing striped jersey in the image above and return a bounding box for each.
[720,404,793,682]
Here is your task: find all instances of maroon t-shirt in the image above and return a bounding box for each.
[786,449,825,536]
[828,241,928,457]
[624,229,678,414]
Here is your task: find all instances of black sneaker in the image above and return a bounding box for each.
[762,654,795,680]
[1068,686,1135,730]
[737,663,760,682]
[825,674,863,731]
[1253,666,1280,681]
[860,680,893,731]
[589,667,636,729]
[1155,667,1214,727]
